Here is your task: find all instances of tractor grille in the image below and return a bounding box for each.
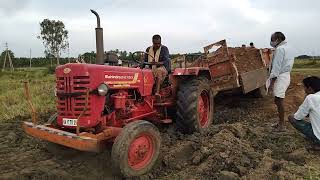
[56,76,91,117]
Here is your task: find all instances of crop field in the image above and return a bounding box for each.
[0,69,55,122]
[293,59,320,69]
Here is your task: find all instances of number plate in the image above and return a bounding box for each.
[62,118,77,126]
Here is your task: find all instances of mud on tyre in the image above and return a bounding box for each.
[176,77,214,134]
[111,120,161,177]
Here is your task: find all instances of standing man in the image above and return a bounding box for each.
[267,32,294,131]
[288,76,320,148]
[144,34,170,95]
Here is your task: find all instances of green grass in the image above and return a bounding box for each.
[0,69,55,121]
[292,68,320,77]
[305,166,320,180]
[293,59,320,69]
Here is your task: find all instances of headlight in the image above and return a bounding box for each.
[97,83,109,96]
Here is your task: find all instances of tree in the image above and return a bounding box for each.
[119,50,127,60]
[295,55,311,60]
[82,51,96,64]
[0,49,14,68]
[38,19,69,66]
[1,49,14,60]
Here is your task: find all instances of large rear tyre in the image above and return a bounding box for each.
[111,120,161,177]
[176,77,214,134]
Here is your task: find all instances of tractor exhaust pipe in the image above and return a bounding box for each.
[90,9,104,64]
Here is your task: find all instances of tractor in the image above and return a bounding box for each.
[23,10,216,177]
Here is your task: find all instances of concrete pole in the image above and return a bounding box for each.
[29,48,32,69]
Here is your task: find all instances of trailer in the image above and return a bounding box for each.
[175,39,272,97]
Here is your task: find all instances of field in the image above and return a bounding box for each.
[293,59,320,69]
[0,67,320,179]
[0,69,55,122]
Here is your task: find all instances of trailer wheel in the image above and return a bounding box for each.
[176,77,214,134]
[111,120,161,177]
[253,86,267,98]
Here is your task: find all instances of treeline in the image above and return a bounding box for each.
[4,57,73,68]
[295,55,320,60]
[1,49,203,68]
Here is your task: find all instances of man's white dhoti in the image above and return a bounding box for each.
[266,72,290,98]
[266,41,293,99]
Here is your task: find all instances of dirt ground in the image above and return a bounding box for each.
[1,73,320,180]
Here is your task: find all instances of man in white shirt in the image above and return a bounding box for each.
[288,76,320,146]
[267,32,294,131]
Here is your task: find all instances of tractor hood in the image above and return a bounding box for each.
[56,63,154,96]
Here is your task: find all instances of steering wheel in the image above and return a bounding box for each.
[132,51,164,68]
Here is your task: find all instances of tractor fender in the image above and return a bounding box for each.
[172,67,212,80]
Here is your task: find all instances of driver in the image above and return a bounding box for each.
[144,34,170,95]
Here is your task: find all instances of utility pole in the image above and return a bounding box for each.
[29,48,32,69]
[312,50,316,64]
[2,42,14,72]
[67,44,70,63]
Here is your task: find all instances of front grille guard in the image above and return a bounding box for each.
[24,82,90,136]
[56,90,96,98]
[56,76,93,117]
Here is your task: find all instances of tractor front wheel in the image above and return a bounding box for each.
[176,77,214,134]
[111,120,161,177]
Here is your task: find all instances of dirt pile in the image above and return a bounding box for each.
[145,120,313,179]
[229,47,264,73]
[174,125,261,178]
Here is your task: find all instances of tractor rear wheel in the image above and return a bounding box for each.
[111,120,161,177]
[176,77,214,134]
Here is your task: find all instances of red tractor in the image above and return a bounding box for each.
[23,10,272,177]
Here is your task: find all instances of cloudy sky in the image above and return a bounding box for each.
[0,0,319,59]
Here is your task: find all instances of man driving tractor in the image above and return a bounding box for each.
[144,34,170,95]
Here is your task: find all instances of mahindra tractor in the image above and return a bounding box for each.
[23,10,272,177]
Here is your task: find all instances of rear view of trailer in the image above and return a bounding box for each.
[190,40,273,95]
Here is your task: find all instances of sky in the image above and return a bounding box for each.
[0,0,319,59]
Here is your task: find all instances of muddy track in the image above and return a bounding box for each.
[1,74,320,180]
